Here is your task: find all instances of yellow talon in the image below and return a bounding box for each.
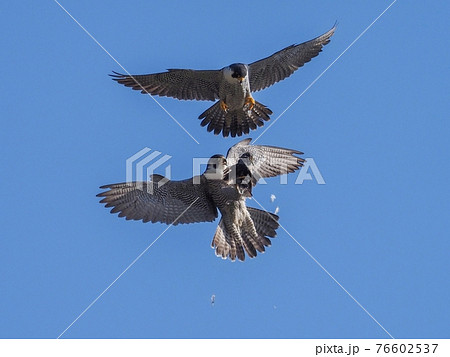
[244,96,255,110]
[220,100,228,112]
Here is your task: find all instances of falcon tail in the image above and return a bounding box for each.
[211,207,279,261]
[199,101,273,138]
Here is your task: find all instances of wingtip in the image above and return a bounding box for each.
[109,70,125,79]
[96,187,110,197]
[324,23,337,38]
[235,138,253,146]
[290,149,304,155]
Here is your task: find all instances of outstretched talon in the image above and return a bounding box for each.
[220,100,229,112]
[244,96,255,110]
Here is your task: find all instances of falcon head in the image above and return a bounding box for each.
[225,63,248,83]
[235,152,253,180]
[239,151,252,163]
[234,153,254,197]
[204,154,228,180]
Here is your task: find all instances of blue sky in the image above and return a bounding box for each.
[1,1,449,338]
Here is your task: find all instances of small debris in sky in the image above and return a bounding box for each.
[211,294,215,306]
[274,206,280,214]
[270,194,276,203]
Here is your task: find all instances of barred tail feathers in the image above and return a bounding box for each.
[199,101,272,138]
[211,207,279,261]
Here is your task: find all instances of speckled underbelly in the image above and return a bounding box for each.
[219,82,247,111]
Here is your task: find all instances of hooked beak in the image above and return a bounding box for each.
[237,77,244,83]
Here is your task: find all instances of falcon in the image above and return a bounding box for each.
[111,26,335,137]
[97,139,304,261]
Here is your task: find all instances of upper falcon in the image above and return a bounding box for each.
[97,139,304,261]
[111,25,336,137]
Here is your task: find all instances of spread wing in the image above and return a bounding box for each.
[226,138,305,182]
[110,69,221,101]
[97,175,218,225]
[248,25,336,92]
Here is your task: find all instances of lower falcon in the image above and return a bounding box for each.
[97,139,304,261]
[111,25,336,137]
